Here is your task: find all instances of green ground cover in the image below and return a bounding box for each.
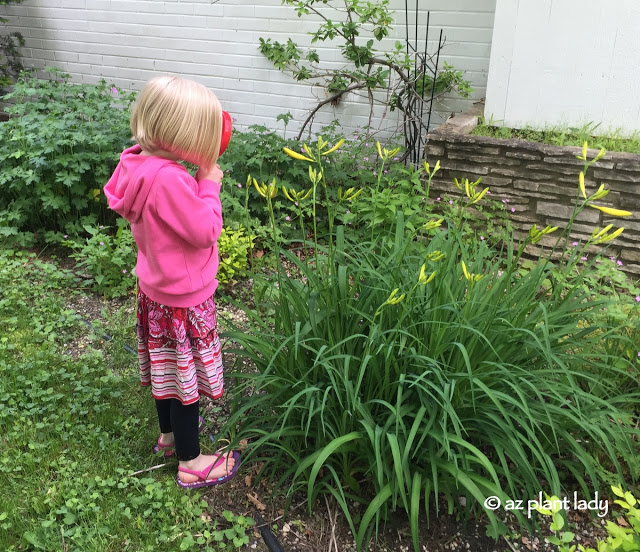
[471,120,640,154]
[0,250,254,551]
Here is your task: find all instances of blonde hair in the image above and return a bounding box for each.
[131,76,222,169]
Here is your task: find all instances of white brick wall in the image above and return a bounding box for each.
[2,0,496,138]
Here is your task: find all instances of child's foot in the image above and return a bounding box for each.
[158,433,174,447]
[177,451,237,485]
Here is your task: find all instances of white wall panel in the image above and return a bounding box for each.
[486,0,640,135]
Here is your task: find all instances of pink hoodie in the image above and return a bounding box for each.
[104,144,223,308]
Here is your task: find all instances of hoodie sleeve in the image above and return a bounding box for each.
[152,167,223,249]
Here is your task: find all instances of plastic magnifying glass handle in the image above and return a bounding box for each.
[219,110,232,156]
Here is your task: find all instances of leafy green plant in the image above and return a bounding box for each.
[0,68,135,239]
[0,0,25,92]
[472,119,640,154]
[258,0,472,143]
[534,486,640,552]
[217,224,254,285]
[62,219,137,298]
[222,142,639,552]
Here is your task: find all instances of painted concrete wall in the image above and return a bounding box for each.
[485,0,640,136]
[1,0,495,138]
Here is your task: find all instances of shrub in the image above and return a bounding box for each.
[216,224,254,286]
[62,222,253,297]
[62,220,137,298]
[0,68,135,240]
[222,142,639,551]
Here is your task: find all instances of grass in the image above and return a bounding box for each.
[0,249,253,552]
[471,120,640,154]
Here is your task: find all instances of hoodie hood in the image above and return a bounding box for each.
[104,144,177,223]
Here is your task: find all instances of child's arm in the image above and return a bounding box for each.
[153,167,223,249]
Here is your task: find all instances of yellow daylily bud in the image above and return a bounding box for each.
[387,288,399,302]
[253,180,267,197]
[582,141,588,160]
[377,141,384,158]
[595,227,624,244]
[423,161,430,175]
[309,165,318,184]
[595,148,606,161]
[303,143,314,158]
[384,288,406,305]
[464,179,471,199]
[542,225,558,235]
[300,188,313,201]
[471,187,490,205]
[461,260,471,281]
[589,204,633,217]
[591,184,609,200]
[579,172,586,199]
[433,160,440,174]
[282,186,295,202]
[337,186,343,200]
[269,179,278,198]
[419,265,437,285]
[347,188,363,201]
[283,147,314,162]
[322,138,345,156]
[427,251,445,262]
[424,218,444,230]
[592,224,613,240]
[454,178,462,191]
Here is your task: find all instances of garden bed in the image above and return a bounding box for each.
[425,114,640,277]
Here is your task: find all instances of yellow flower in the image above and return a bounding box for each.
[427,251,445,262]
[322,138,345,156]
[579,172,586,199]
[424,218,444,231]
[461,260,484,283]
[253,179,267,198]
[377,141,384,158]
[384,288,405,305]
[283,147,313,162]
[470,187,490,205]
[592,226,624,244]
[589,204,632,217]
[591,184,609,200]
[418,264,436,285]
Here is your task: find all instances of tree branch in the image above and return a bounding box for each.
[296,82,368,140]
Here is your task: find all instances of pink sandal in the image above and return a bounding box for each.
[153,416,205,457]
[176,451,240,489]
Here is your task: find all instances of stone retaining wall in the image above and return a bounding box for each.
[424,128,640,278]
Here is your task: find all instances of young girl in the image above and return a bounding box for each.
[104,75,239,489]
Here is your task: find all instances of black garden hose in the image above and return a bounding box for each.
[254,512,286,552]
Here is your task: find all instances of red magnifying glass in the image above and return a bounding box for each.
[219,110,232,156]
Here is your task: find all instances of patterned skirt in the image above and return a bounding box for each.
[136,289,224,405]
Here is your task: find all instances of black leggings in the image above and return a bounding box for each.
[155,398,200,461]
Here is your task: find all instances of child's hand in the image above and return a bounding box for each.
[197,164,224,184]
